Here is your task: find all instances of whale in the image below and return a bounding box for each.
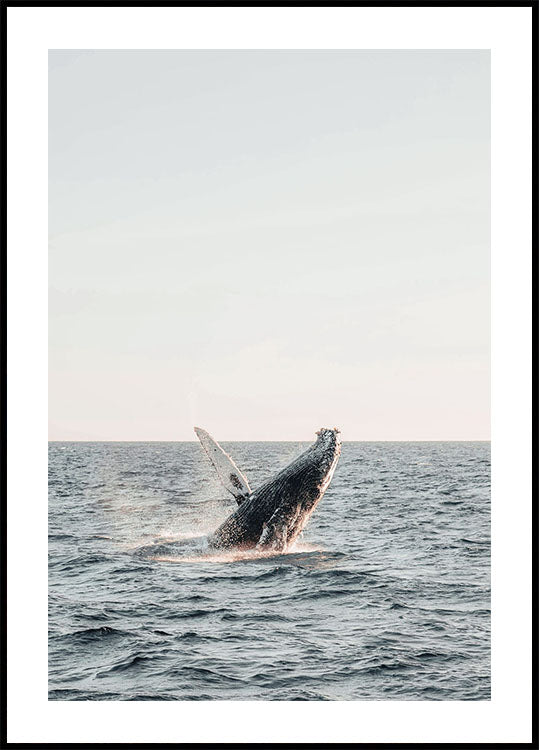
[195,427,341,552]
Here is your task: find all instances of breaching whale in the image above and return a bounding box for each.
[195,427,341,552]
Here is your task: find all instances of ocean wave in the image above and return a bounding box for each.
[49,440,491,701]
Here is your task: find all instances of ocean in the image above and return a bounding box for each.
[48,440,490,701]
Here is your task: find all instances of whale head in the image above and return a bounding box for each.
[256,426,342,549]
[315,426,341,453]
[311,427,341,494]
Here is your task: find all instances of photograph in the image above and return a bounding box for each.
[47,49,492,702]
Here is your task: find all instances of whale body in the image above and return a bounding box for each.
[195,427,341,552]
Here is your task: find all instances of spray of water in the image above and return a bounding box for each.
[148,540,324,565]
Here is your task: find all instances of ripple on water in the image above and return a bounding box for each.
[49,441,490,700]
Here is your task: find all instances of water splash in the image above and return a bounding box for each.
[145,539,324,565]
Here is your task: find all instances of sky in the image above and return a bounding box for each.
[49,50,490,441]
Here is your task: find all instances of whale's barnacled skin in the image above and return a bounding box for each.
[195,427,341,552]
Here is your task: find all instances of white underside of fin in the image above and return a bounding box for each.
[194,427,251,504]
[256,506,293,551]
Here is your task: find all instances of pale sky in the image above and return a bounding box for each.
[49,50,490,441]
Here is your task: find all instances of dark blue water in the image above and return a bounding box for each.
[48,441,490,700]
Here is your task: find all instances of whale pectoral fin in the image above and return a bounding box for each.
[194,427,251,505]
[256,507,290,552]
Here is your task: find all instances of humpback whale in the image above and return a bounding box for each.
[195,427,341,552]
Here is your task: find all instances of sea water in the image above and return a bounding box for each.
[48,441,490,700]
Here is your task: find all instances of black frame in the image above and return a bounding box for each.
[0,1,536,746]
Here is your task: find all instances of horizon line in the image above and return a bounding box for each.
[48,438,491,443]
